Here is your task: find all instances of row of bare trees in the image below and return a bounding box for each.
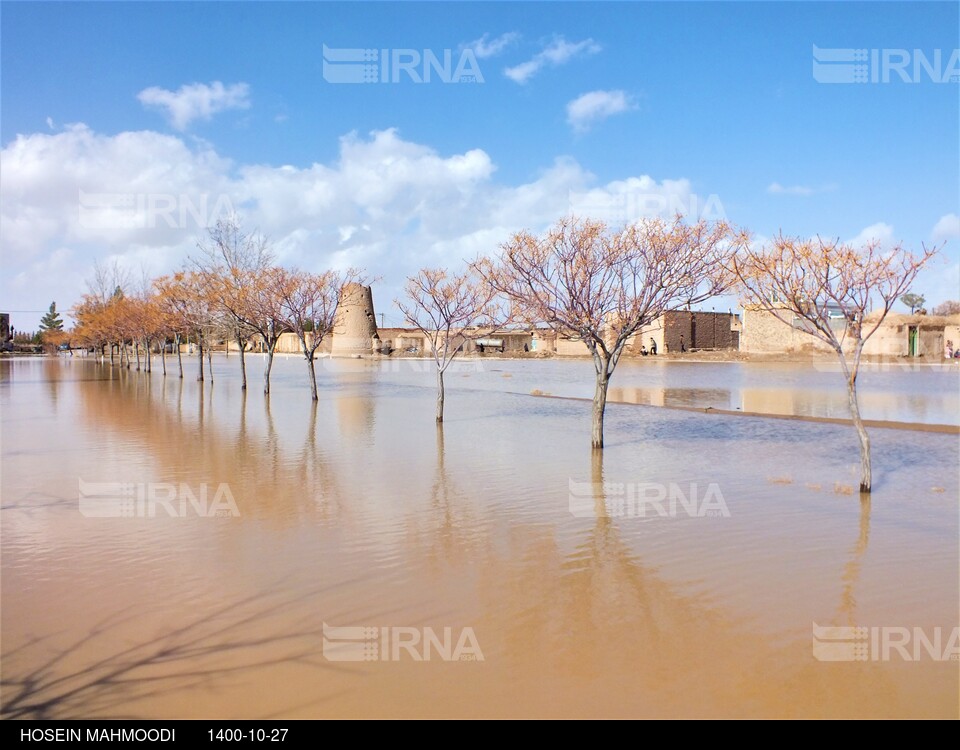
[71,219,361,401]
[67,214,938,493]
[399,216,937,493]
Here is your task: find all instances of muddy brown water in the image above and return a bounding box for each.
[2,356,957,718]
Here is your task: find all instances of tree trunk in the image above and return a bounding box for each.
[145,340,151,372]
[838,347,871,494]
[591,366,610,449]
[206,345,214,384]
[237,332,247,390]
[307,350,318,401]
[175,334,183,379]
[161,340,167,376]
[263,323,277,395]
[197,339,204,382]
[846,376,871,493]
[264,345,275,395]
[436,367,445,423]
[109,343,115,365]
[135,341,141,371]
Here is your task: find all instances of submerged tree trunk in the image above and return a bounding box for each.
[197,339,204,382]
[839,347,871,493]
[262,322,279,396]
[161,340,167,376]
[306,349,318,401]
[175,334,183,379]
[846,376,871,493]
[135,341,141,371]
[145,339,152,372]
[436,367,445,423]
[206,344,214,384]
[237,332,247,390]
[264,343,276,395]
[591,363,610,449]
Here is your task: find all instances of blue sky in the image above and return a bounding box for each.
[2,1,958,329]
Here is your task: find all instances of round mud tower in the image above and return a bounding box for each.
[331,283,380,357]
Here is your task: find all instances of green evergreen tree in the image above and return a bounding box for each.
[38,302,64,332]
[899,292,925,314]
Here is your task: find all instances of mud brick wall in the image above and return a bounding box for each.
[663,312,738,351]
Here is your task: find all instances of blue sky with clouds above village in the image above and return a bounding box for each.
[1,1,957,329]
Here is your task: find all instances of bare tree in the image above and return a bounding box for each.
[193,217,272,390]
[244,267,288,395]
[88,259,132,305]
[397,267,508,423]
[477,216,743,447]
[155,271,216,382]
[932,300,960,316]
[154,273,197,379]
[275,268,361,401]
[86,260,132,364]
[732,234,939,493]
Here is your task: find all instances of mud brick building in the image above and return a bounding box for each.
[660,311,739,352]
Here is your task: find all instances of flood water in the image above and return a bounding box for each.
[2,355,958,718]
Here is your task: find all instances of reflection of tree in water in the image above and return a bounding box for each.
[1,584,342,719]
[43,357,64,409]
[73,367,348,523]
[475,450,764,698]
[414,425,483,567]
[293,401,347,520]
[836,496,871,625]
[470,454,910,717]
[335,393,376,439]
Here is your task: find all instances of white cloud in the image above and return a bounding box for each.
[566,90,636,132]
[0,123,702,330]
[846,222,895,248]
[137,81,250,131]
[462,32,519,59]
[767,182,813,196]
[504,37,601,84]
[767,182,837,196]
[932,212,960,242]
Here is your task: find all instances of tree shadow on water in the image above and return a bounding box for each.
[1,580,374,719]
